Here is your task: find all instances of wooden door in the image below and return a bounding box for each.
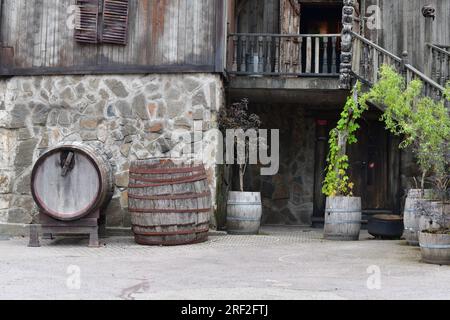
[347,120,389,210]
[279,0,301,73]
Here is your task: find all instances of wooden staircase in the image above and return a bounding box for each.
[349,31,449,102]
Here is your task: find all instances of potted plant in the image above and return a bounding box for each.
[219,99,263,235]
[322,83,367,241]
[417,84,450,265]
[359,65,444,245]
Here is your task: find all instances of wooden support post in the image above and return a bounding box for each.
[401,51,409,78]
[266,36,272,72]
[323,37,329,73]
[28,224,41,247]
[258,36,264,73]
[424,9,434,78]
[240,36,247,72]
[274,37,280,73]
[315,37,320,74]
[340,0,355,88]
[298,37,303,73]
[331,36,337,73]
[232,35,238,72]
[313,119,329,224]
[306,37,312,73]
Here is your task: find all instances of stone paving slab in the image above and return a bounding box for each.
[0,227,449,300]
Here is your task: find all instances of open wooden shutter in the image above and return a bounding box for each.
[101,0,130,45]
[279,0,301,73]
[75,0,100,44]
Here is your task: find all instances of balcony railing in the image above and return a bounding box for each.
[426,43,450,87]
[227,33,341,76]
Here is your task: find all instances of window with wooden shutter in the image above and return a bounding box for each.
[75,0,100,44]
[75,0,129,45]
[101,0,130,45]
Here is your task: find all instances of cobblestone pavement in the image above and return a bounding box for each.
[1,227,449,300]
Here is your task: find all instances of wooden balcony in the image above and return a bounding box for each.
[227,33,341,77]
[226,33,345,106]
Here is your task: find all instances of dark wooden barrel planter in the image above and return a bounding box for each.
[31,142,114,221]
[403,189,435,246]
[128,159,211,246]
[226,192,262,235]
[324,196,362,241]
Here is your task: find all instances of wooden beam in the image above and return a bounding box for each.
[0,64,216,76]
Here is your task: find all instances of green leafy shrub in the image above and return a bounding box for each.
[322,82,368,197]
[360,65,450,191]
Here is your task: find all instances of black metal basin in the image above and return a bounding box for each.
[368,214,404,240]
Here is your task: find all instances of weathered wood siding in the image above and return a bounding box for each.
[0,0,225,75]
[364,0,450,70]
[236,0,280,34]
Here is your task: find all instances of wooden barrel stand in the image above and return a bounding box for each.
[29,143,114,247]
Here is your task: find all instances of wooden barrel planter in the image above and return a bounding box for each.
[226,192,262,235]
[419,232,450,265]
[31,142,114,221]
[324,197,362,241]
[404,189,435,246]
[418,201,450,233]
[128,159,211,246]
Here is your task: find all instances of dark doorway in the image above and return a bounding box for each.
[313,111,401,223]
[300,3,342,35]
[299,3,343,73]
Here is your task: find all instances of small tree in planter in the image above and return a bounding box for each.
[359,66,450,247]
[417,83,450,265]
[322,82,367,241]
[361,66,450,255]
[218,99,263,235]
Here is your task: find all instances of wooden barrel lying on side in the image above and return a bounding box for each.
[128,159,211,246]
[31,142,114,221]
[324,196,362,241]
[226,192,262,235]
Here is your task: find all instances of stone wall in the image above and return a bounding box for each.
[0,74,224,232]
[246,105,315,226]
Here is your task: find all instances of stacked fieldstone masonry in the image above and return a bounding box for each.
[0,74,224,233]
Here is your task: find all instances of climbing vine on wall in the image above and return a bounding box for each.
[322,82,368,197]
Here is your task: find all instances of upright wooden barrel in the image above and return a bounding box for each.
[404,189,435,246]
[226,192,262,235]
[128,159,211,246]
[324,196,362,241]
[419,232,450,265]
[31,142,114,221]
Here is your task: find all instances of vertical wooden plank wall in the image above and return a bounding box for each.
[364,0,450,70]
[0,0,223,73]
[236,0,280,34]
